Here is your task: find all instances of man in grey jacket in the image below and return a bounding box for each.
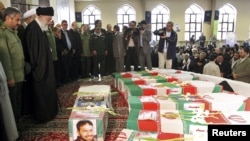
[137,20,152,70]
[113,25,126,72]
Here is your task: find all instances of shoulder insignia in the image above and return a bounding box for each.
[0,26,6,30]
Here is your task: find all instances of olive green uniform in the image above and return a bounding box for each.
[0,23,25,123]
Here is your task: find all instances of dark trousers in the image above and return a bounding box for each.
[80,56,92,78]
[53,60,61,87]
[93,55,105,76]
[70,55,81,81]
[0,105,7,141]
[9,82,23,123]
[105,54,115,75]
[125,47,139,71]
[62,54,72,83]
[21,73,33,116]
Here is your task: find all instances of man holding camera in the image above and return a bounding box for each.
[138,20,152,70]
[124,21,139,71]
[156,21,178,69]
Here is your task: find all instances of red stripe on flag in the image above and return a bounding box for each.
[142,102,159,110]
[143,88,157,96]
[244,97,250,111]
[157,132,184,140]
[122,73,132,78]
[134,80,146,85]
[182,85,197,95]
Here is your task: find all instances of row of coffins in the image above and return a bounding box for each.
[111,69,250,141]
[68,85,112,141]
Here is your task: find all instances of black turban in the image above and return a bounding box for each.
[36,7,54,16]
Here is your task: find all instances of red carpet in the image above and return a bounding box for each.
[18,76,128,141]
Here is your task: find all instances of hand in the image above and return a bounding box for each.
[72,49,76,54]
[197,62,202,66]
[160,35,167,39]
[232,73,238,79]
[105,51,108,56]
[221,73,224,77]
[7,79,15,87]
[93,50,97,56]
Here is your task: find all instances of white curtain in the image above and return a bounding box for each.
[56,0,70,25]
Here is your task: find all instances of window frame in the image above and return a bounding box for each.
[184,4,204,41]
[117,4,136,31]
[82,5,101,30]
[217,3,236,40]
[151,4,170,41]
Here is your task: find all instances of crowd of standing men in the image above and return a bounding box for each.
[0,2,180,140]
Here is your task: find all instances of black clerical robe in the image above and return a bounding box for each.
[25,20,58,122]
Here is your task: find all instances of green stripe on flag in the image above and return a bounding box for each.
[169,95,187,110]
[180,110,205,134]
[96,120,104,138]
[68,120,73,137]
[112,72,122,78]
[160,82,179,88]
[192,76,199,80]
[126,85,143,96]
[120,78,135,85]
[129,96,142,110]
[154,76,168,83]
[127,109,140,130]
[140,71,150,76]
[112,73,122,87]
[238,103,245,111]
[212,85,222,93]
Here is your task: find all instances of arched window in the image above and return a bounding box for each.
[185,4,204,41]
[82,5,101,30]
[151,4,170,41]
[117,4,136,31]
[217,3,236,40]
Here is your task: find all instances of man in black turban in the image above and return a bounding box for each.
[25,7,58,122]
[36,7,54,16]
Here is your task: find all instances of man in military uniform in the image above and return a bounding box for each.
[0,7,25,126]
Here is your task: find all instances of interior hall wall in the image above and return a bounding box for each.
[215,0,250,41]
[74,0,144,31]
[144,0,212,43]
[67,0,250,42]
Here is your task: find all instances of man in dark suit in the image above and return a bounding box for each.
[215,53,231,78]
[69,21,82,81]
[60,20,74,84]
[157,21,178,69]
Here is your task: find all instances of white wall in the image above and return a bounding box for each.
[2,0,11,7]
[5,0,249,42]
[74,0,144,30]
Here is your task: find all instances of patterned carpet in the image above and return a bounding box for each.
[18,75,128,141]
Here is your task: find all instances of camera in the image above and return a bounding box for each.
[125,27,139,36]
[153,29,165,36]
